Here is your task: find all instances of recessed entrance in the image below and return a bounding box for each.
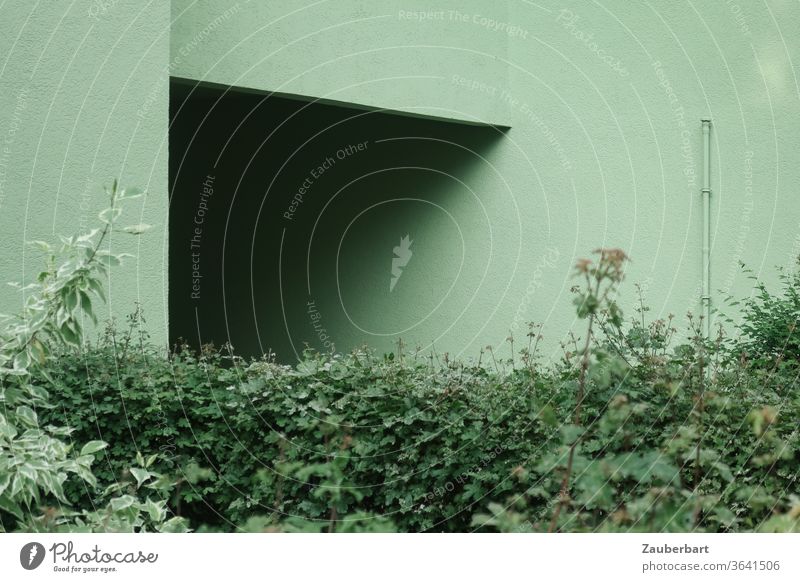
[169,79,503,359]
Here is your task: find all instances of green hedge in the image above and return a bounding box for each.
[38,332,799,532]
[40,343,551,531]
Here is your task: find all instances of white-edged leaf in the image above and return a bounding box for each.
[15,405,38,428]
[118,187,144,200]
[98,207,122,224]
[95,253,121,267]
[130,467,152,489]
[80,440,108,456]
[27,240,52,252]
[109,495,136,512]
[144,498,165,522]
[76,229,100,243]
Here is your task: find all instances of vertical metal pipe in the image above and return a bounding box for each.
[701,118,712,342]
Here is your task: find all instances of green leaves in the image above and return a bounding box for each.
[145,498,166,522]
[574,293,599,319]
[30,335,800,533]
[15,406,38,428]
[129,468,153,489]
[98,206,122,224]
[0,180,150,532]
[295,360,318,376]
[80,441,108,457]
[110,495,136,511]
[560,424,584,446]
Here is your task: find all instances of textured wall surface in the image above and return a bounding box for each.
[170,0,512,126]
[0,2,170,343]
[502,0,800,357]
[2,1,798,359]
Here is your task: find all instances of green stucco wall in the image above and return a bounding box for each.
[500,0,800,358]
[170,0,511,126]
[3,2,799,360]
[0,2,170,343]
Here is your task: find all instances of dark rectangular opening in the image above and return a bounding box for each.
[169,78,504,360]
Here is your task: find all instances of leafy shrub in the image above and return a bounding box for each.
[0,181,188,532]
[735,261,800,365]
[26,452,190,533]
[474,251,799,532]
[40,335,546,532]
[36,250,800,532]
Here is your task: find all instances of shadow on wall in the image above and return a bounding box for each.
[169,79,506,361]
